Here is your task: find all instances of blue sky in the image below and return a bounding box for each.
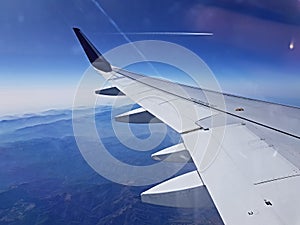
[0,0,300,115]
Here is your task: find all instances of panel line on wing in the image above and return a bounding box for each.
[254,174,300,185]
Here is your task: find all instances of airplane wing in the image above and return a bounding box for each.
[73,28,300,225]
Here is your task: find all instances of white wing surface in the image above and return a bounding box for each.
[73,28,300,225]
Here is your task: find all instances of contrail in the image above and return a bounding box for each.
[90,0,133,44]
[89,0,212,77]
[90,0,162,75]
[108,32,213,36]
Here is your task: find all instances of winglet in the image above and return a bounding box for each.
[73,27,112,72]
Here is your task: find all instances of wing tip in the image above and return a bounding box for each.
[72,27,112,72]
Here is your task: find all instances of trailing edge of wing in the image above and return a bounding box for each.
[73,27,112,72]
